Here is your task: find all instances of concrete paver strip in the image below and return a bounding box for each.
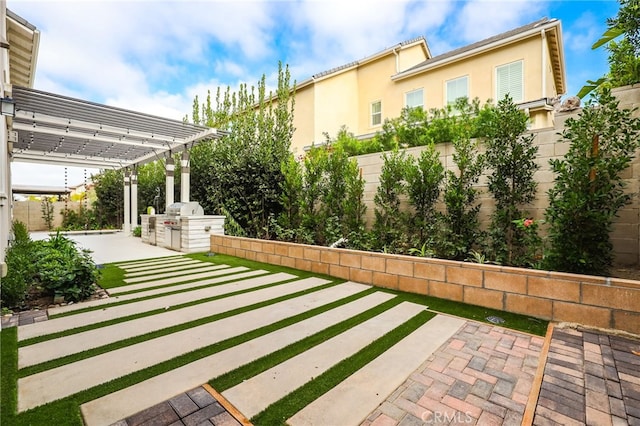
[288,314,466,426]
[123,264,228,284]
[223,302,428,418]
[116,255,186,269]
[19,274,315,365]
[47,267,261,316]
[120,258,202,273]
[123,261,212,277]
[108,266,251,295]
[18,281,368,411]
[80,291,395,426]
[19,272,297,341]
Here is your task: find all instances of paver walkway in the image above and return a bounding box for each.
[532,325,640,426]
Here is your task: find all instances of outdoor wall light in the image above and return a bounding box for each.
[0,97,16,117]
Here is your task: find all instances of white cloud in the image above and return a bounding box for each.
[452,0,547,42]
[563,11,602,52]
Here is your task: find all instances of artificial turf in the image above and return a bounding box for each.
[1,252,549,426]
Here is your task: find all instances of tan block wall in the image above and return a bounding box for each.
[353,85,640,266]
[211,234,640,335]
[12,201,82,231]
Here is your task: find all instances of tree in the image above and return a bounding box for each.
[482,95,539,266]
[578,0,640,98]
[437,102,485,260]
[405,144,444,246]
[136,160,166,215]
[189,62,295,239]
[545,89,640,275]
[92,169,123,228]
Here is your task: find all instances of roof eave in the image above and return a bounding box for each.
[392,20,562,82]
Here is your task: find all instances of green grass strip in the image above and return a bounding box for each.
[49,270,271,318]
[18,282,354,377]
[6,289,377,426]
[1,328,18,422]
[251,310,436,425]
[210,296,403,391]
[381,289,548,336]
[21,277,329,347]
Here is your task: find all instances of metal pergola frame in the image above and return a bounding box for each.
[10,86,223,169]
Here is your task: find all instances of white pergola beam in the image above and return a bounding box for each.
[11,152,130,169]
[14,111,189,146]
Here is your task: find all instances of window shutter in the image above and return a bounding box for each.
[497,61,523,102]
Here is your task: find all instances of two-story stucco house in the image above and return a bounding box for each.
[291,17,566,154]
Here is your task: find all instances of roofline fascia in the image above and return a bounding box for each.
[392,19,562,81]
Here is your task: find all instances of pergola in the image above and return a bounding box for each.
[9,85,223,231]
[0,6,223,267]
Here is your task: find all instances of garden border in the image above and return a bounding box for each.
[211,234,640,335]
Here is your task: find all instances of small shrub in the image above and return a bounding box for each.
[133,226,142,237]
[41,198,55,231]
[1,222,34,308]
[34,233,100,302]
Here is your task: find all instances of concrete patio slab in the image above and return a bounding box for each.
[19,272,297,341]
[19,274,316,367]
[123,264,228,284]
[223,302,428,418]
[80,291,395,426]
[108,266,251,294]
[31,232,184,264]
[288,314,466,426]
[47,267,261,316]
[18,281,367,411]
[119,258,200,272]
[116,255,187,269]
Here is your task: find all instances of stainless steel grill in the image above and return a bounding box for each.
[163,202,204,250]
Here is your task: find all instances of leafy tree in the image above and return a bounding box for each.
[482,95,539,266]
[92,169,123,228]
[579,0,640,98]
[276,155,304,241]
[437,105,485,260]
[405,144,444,246]
[373,149,411,252]
[137,160,166,214]
[189,62,295,238]
[545,89,640,275]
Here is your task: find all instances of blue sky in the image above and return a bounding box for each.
[9,0,621,186]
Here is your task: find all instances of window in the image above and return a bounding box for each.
[446,76,469,106]
[405,88,424,110]
[496,60,523,102]
[371,100,382,126]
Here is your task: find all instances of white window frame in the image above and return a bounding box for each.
[370,100,382,127]
[404,88,424,110]
[496,60,524,103]
[445,76,469,106]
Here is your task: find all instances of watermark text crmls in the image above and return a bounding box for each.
[422,411,474,424]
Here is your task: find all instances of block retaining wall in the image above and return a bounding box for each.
[211,234,640,335]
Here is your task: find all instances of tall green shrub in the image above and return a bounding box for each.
[373,149,411,252]
[437,108,485,260]
[189,62,295,239]
[405,144,444,246]
[545,89,640,275]
[482,95,539,266]
[93,169,123,228]
[1,221,33,308]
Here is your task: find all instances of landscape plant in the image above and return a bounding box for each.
[436,103,485,260]
[40,197,55,231]
[545,88,640,275]
[92,169,123,228]
[189,62,295,239]
[372,149,411,252]
[482,95,539,266]
[1,221,34,308]
[405,143,444,248]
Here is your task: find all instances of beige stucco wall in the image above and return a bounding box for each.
[313,68,360,145]
[354,85,640,266]
[397,43,428,72]
[291,83,315,154]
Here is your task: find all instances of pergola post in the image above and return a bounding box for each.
[180,150,190,202]
[165,156,174,211]
[130,166,138,231]
[123,169,131,234]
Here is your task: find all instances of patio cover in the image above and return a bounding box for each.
[10,85,222,169]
